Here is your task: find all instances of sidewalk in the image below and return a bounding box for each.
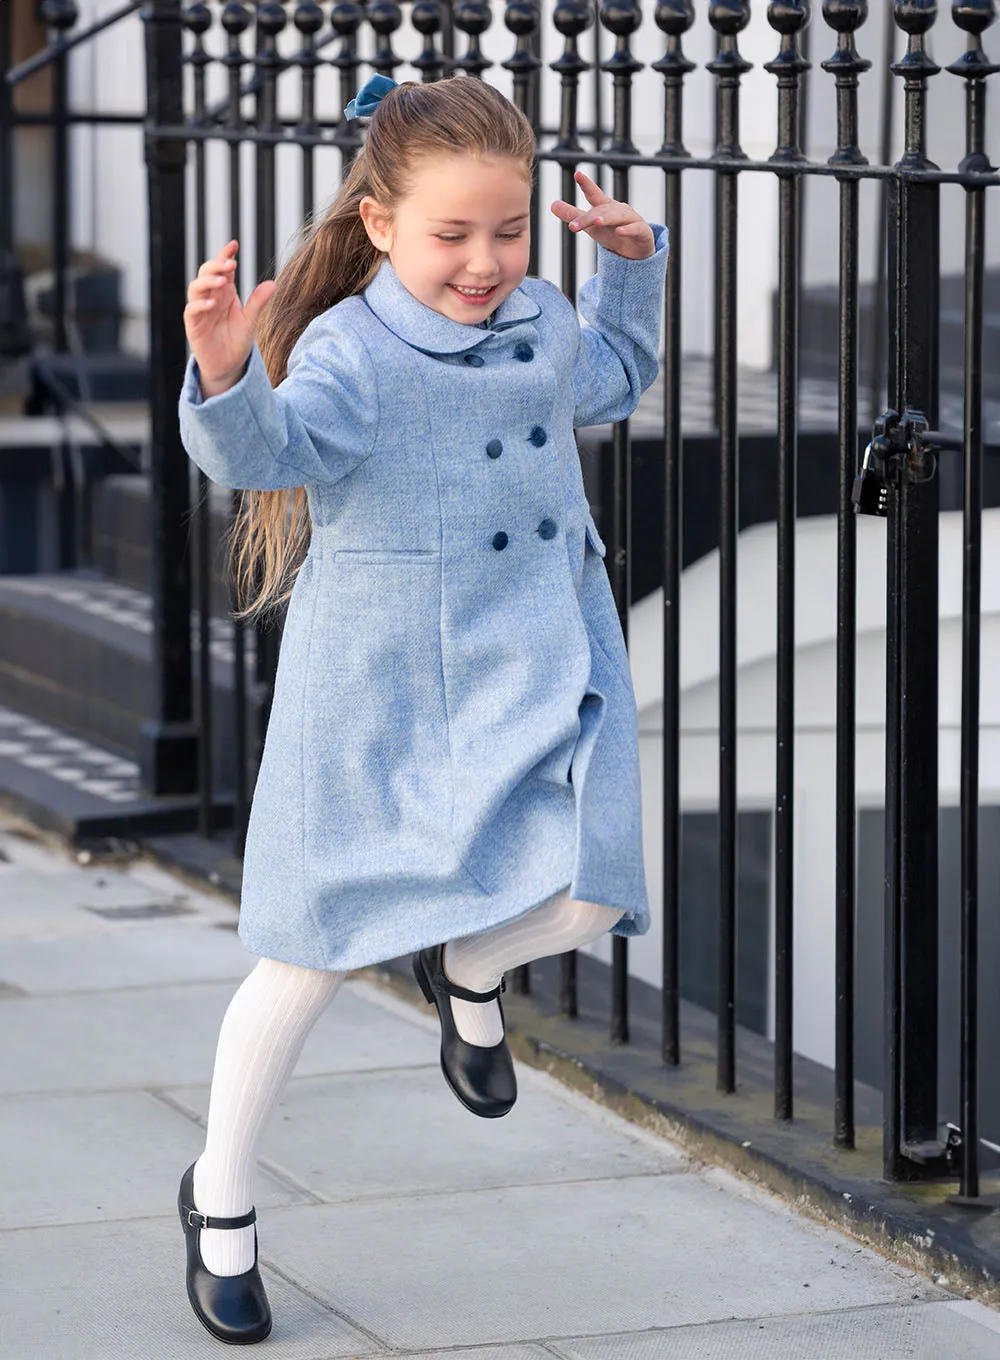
[1,812,999,1360]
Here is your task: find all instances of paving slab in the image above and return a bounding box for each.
[0,979,434,1095]
[0,919,256,993]
[401,1350,553,1359]
[256,1174,940,1353]
[547,1299,1000,1359]
[0,1217,381,1360]
[0,1088,309,1229]
[167,1065,684,1205]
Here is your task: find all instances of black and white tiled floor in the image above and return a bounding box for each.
[0,706,141,805]
[0,576,256,668]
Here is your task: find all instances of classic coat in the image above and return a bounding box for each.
[179,222,669,971]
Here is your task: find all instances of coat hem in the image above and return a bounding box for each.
[236,869,645,973]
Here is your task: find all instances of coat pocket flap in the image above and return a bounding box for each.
[584,514,607,558]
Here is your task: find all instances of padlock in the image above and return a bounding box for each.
[852,442,889,517]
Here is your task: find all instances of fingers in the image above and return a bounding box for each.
[187,241,244,312]
[573,169,612,205]
[551,200,631,233]
[549,170,612,221]
[192,240,239,288]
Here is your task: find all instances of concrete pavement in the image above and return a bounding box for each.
[1,811,999,1359]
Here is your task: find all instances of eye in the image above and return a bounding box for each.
[436,232,525,243]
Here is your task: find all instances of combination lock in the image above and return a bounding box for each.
[851,441,890,518]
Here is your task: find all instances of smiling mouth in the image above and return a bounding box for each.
[449,284,498,302]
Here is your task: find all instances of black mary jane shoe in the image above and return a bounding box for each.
[178,1161,272,1345]
[413,943,517,1118]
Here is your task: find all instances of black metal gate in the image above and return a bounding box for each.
[5,0,999,1203]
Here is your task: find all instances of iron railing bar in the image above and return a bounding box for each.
[661,152,682,1063]
[12,111,147,126]
[252,7,282,779]
[883,441,903,1180]
[655,6,693,1068]
[552,2,589,1021]
[769,73,806,1126]
[141,125,1000,186]
[708,7,750,1096]
[8,108,638,140]
[297,5,320,222]
[188,8,214,841]
[50,43,69,354]
[0,0,17,323]
[4,0,146,86]
[716,201,738,1090]
[224,10,251,858]
[958,161,984,1204]
[947,9,997,1201]
[888,5,942,1174]
[141,0,197,800]
[602,1,643,1048]
[508,30,544,1002]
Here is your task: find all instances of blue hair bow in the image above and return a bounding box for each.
[344,73,398,120]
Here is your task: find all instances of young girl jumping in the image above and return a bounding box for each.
[176,72,667,1345]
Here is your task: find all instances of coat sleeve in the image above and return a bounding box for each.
[571,222,668,431]
[177,310,379,490]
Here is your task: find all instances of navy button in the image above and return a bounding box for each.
[537,518,557,541]
[486,439,503,459]
[492,531,509,551]
[515,342,534,362]
[464,353,485,367]
[529,425,547,447]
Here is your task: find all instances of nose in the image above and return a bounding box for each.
[466,237,501,280]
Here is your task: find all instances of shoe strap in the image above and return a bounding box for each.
[438,971,506,1004]
[182,1202,257,1231]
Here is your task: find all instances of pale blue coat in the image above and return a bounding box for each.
[179,223,669,971]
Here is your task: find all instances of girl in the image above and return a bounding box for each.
[177,73,668,1345]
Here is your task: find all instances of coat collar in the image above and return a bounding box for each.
[362,256,542,355]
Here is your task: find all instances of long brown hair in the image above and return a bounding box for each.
[232,76,537,619]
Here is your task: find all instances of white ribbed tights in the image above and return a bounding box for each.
[192,887,623,1276]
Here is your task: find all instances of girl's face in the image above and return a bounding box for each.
[359,153,532,325]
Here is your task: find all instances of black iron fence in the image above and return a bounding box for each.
[4,0,999,1204]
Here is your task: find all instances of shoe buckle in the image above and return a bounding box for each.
[186,1208,210,1229]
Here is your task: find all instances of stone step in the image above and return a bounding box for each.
[0,570,259,791]
[0,699,233,844]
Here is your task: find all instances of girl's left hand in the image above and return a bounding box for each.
[550,171,655,260]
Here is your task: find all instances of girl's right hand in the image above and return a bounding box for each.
[184,240,277,398]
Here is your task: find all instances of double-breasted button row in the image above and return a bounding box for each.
[492,520,559,551]
[484,428,546,459]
